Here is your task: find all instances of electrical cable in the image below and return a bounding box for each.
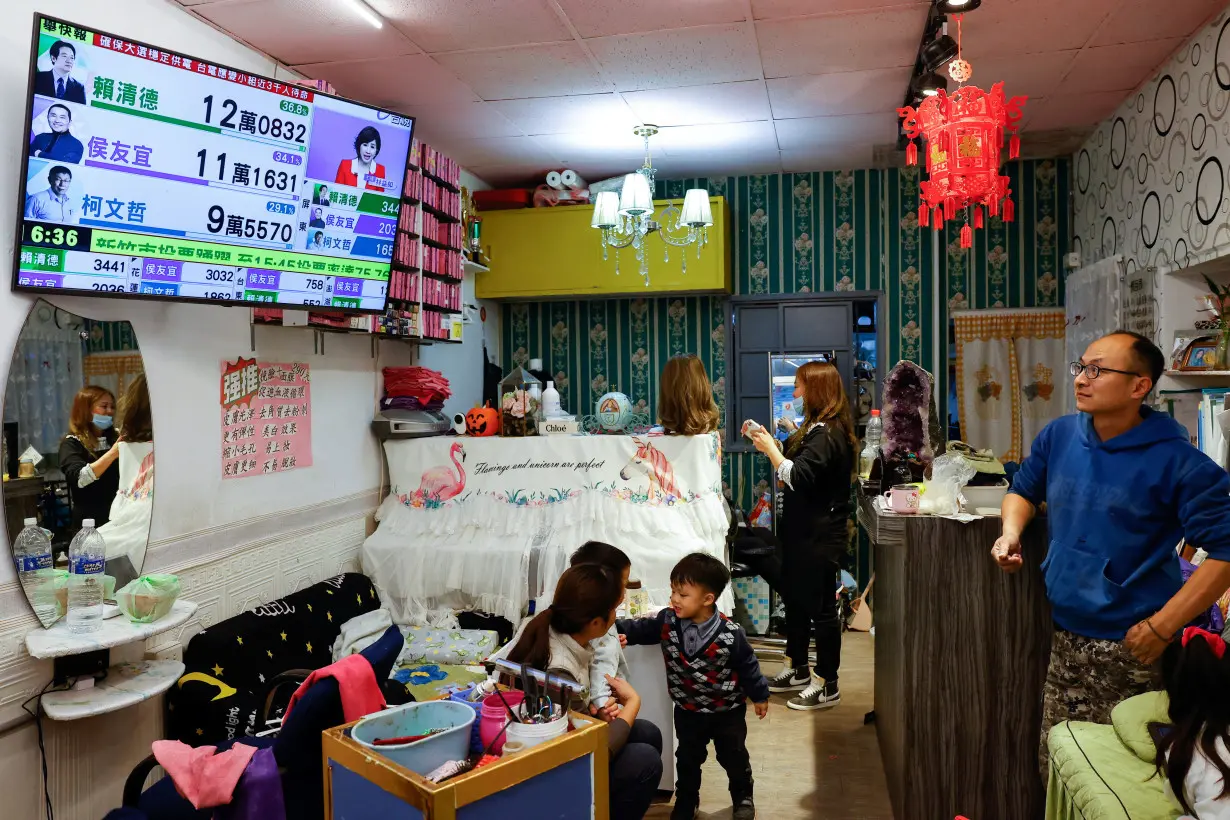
[22,678,70,820]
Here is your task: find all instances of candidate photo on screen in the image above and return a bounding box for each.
[334,126,387,192]
[307,230,325,251]
[309,207,326,229]
[25,163,79,224]
[29,102,85,164]
[313,183,331,207]
[34,39,87,104]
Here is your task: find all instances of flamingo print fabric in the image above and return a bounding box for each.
[363,433,730,626]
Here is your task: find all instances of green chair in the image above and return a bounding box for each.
[1046,691,1182,820]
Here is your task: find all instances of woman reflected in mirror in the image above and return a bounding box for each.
[58,385,119,532]
[98,373,154,585]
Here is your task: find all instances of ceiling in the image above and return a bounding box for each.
[175,0,1225,187]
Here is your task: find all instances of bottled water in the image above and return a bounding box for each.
[858,409,883,480]
[14,518,56,624]
[67,519,105,633]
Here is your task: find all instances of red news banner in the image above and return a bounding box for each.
[220,358,312,479]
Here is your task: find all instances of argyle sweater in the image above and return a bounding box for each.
[618,609,770,713]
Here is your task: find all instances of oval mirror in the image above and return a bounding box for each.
[3,300,154,627]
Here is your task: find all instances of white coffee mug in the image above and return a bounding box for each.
[884,484,920,514]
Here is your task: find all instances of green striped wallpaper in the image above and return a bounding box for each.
[500,159,1071,529]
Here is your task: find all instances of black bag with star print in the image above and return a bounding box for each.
[168,572,382,745]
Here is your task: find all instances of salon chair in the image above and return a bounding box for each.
[726,508,788,662]
[120,625,405,820]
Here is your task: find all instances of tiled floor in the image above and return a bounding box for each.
[645,632,893,819]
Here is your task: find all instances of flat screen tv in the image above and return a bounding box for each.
[11,14,414,314]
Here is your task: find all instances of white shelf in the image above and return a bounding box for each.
[40,660,184,720]
[1164,370,1230,378]
[463,259,489,274]
[26,599,197,660]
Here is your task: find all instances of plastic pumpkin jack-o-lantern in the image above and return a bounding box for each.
[465,403,498,437]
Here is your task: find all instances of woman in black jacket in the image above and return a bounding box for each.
[747,360,856,711]
[58,385,120,532]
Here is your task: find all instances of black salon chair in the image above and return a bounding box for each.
[726,507,787,662]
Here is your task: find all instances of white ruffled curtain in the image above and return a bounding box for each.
[954,309,1067,463]
[2,308,84,457]
[1064,256,1123,415]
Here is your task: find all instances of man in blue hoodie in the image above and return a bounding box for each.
[993,330,1230,772]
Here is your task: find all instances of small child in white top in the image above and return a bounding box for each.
[569,541,633,716]
[1155,626,1230,820]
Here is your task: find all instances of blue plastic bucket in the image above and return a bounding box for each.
[351,700,475,774]
[449,686,484,754]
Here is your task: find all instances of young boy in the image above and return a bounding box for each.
[618,552,769,820]
[570,540,632,715]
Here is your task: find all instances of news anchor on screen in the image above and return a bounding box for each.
[25,165,79,223]
[34,40,86,103]
[30,104,83,163]
[334,126,387,191]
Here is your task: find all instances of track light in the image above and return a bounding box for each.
[912,72,947,97]
[935,0,981,11]
[921,33,959,72]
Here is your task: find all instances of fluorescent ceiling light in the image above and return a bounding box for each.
[342,0,383,28]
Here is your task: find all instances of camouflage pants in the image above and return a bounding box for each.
[1039,629,1156,777]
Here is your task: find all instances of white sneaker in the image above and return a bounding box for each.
[787,676,840,711]
[767,666,810,693]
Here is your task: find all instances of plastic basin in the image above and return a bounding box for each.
[351,700,476,775]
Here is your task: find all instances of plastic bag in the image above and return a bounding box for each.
[748,492,773,529]
[116,574,181,623]
[918,453,977,516]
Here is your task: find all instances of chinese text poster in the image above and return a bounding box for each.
[220,358,312,479]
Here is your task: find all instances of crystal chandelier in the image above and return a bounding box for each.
[590,125,713,287]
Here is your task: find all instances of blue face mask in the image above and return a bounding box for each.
[93,414,113,430]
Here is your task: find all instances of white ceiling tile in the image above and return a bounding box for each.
[369,0,572,53]
[293,55,480,108]
[756,8,922,77]
[951,52,1078,100]
[653,121,779,155]
[193,0,421,65]
[397,103,524,143]
[438,136,554,168]
[663,153,784,177]
[434,43,609,99]
[465,164,547,188]
[532,132,651,165]
[488,94,639,136]
[1021,91,1124,131]
[957,0,1121,57]
[774,114,898,151]
[767,68,912,118]
[1061,39,1184,94]
[1090,0,1222,46]
[781,144,875,173]
[751,0,929,19]
[588,24,763,91]
[555,0,748,38]
[623,81,772,126]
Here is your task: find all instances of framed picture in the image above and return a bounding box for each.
[1172,329,1215,371]
[1180,338,1218,371]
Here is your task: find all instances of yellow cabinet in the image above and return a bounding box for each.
[476,196,730,300]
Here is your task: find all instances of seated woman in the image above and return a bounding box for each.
[98,374,154,585]
[59,385,120,532]
[505,564,663,820]
[657,354,720,437]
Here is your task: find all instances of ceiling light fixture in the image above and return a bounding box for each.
[921,26,959,72]
[912,72,947,97]
[590,125,712,288]
[342,0,383,29]
[935,0,981,12]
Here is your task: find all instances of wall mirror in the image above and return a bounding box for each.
[3,300,154,627]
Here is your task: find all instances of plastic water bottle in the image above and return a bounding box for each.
[14,518,55,624]
[67,519,105,633]
[858,409,883,480]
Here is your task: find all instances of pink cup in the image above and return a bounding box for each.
[479,690,525,754]
[884,484,920,514]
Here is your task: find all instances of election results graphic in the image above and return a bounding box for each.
[12,15,414,313]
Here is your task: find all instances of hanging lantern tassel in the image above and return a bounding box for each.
[934,206,945,228]
[988,196,999,218]
[1003,197,1015,223]
[960,223,973,248]
[973,207,984,229]
[1009,134,1020,160]
[905,141,918,166]
[918,202,929,227]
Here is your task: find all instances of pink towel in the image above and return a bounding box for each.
[151,740,258,809]
[283,652,385,724]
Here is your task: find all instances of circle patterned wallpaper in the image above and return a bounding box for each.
[1075,11,1230,274]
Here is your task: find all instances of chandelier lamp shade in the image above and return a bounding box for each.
[898,14,1026,249]
[590,125,713,287]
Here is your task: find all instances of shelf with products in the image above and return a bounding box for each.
[421,201,461,224]
[422,237,462,253]
[423,168,460,193]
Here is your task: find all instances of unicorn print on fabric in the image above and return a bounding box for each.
[620,437,682,503]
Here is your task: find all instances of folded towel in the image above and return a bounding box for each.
[151,740,258,809]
